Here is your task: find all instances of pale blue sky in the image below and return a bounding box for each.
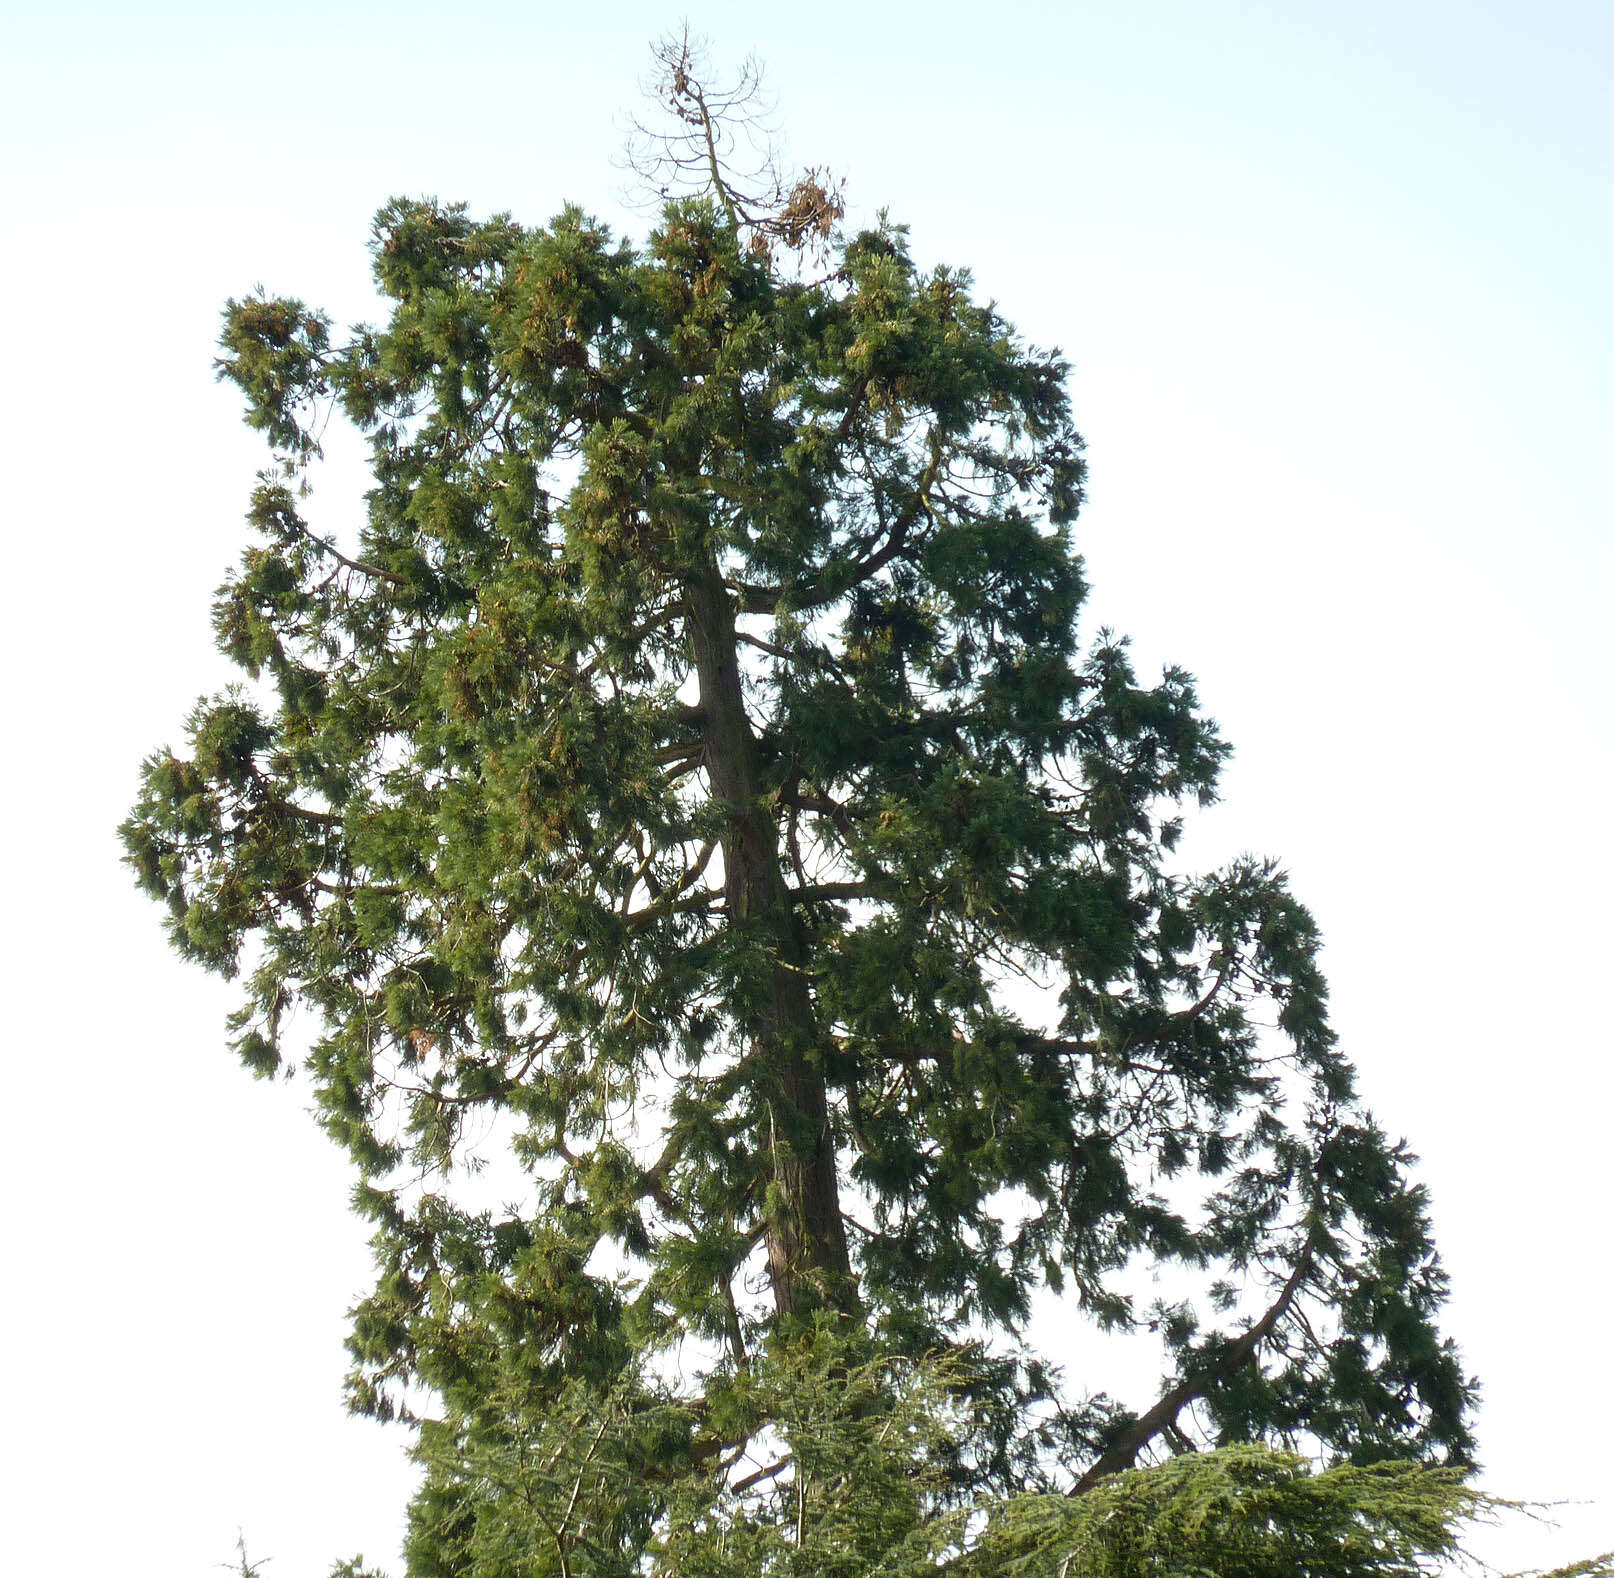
[3,4,1609,1575]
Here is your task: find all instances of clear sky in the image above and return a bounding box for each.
[2,3,1609,1574]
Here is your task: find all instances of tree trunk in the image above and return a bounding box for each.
[684,563,854,1318]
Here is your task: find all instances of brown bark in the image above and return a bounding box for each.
[684,562,853,1318]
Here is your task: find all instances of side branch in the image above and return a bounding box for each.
[1069,1232,1318,1495]
[281,511,406,587]
[725,436,943,615]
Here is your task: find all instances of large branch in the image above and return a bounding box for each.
[725,439,942,615]
[1069,1231,1318,1495]
[789,880,877,905]
[278,509,406,588]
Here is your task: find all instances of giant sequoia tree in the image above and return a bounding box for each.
[125,43,1476,1575]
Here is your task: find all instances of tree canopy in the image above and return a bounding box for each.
[124,38,1490,1576]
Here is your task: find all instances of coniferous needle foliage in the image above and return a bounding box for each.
[123,32,1497,1576]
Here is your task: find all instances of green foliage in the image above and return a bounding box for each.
[954,1448,1478,1578]
[404,1325,949,1578]
[396,1330,1610,1578]
[126,42,1488,1578]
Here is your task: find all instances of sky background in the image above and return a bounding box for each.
[2,2,1609,1573]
